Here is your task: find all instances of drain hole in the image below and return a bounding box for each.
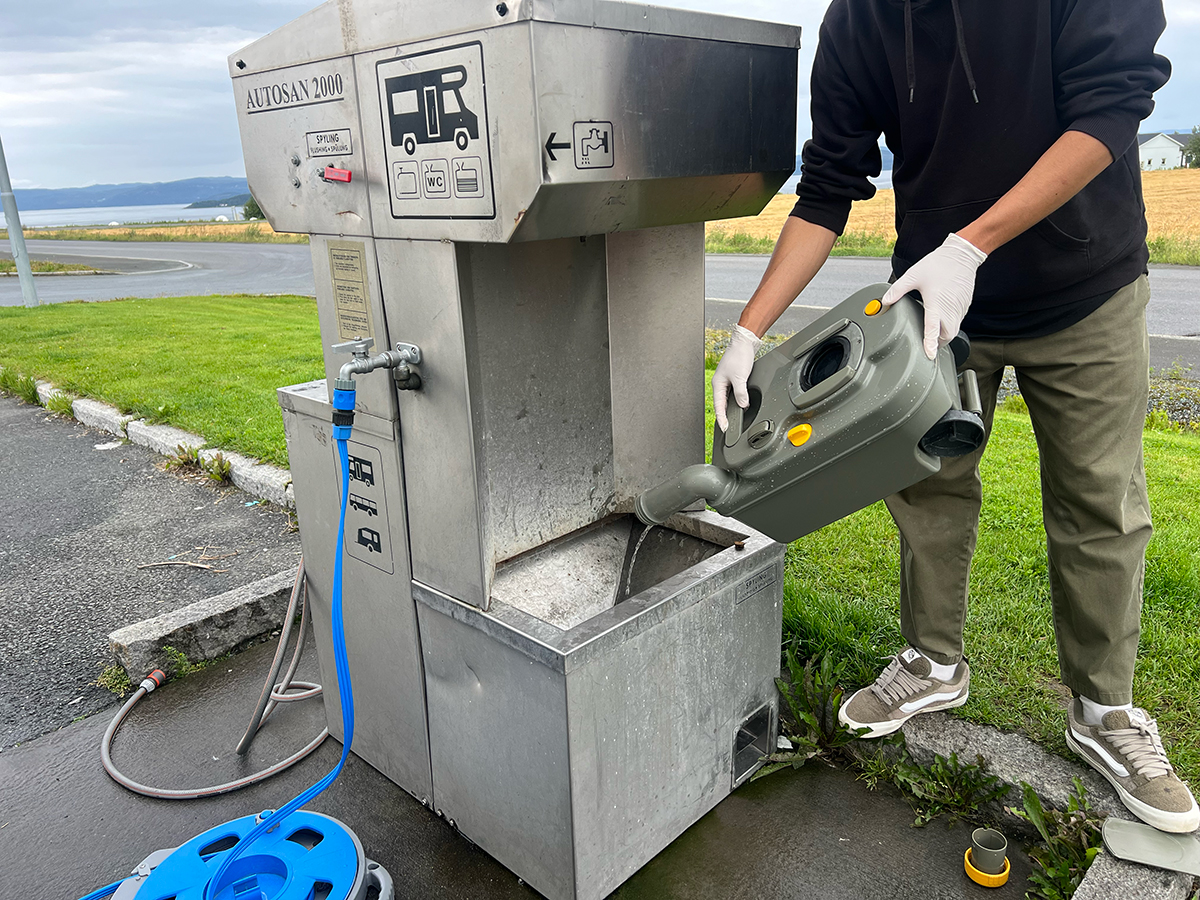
[198,834,239,858]
[733,704,772,786]
[800,335,850,391]
[287,827,325,850]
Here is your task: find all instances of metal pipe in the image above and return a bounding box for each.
[337,349,405,384]
[0,132,38,308]
[634,464,738,526]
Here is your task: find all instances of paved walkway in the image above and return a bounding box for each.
[0,395,300,748]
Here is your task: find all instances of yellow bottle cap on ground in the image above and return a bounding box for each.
[964,849,1010,888]
[864,299,883,316]
[787,424,813,446]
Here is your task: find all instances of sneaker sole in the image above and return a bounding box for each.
[1065,728,1200,834]
[839,690,969,739]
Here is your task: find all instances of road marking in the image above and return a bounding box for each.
[706,296,831,311]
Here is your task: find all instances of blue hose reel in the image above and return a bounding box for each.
[108,811,392,900]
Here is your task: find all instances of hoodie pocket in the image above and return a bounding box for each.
[895,198,1092,303]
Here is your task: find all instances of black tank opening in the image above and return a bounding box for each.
[800,335,851,391]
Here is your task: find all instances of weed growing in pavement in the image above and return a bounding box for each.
[45,392,75,418]
[95,665,134,698]
[753,650,868,780]
[1010,779,1103,900]
[892,750,1008,828]
[160,646,213,680]
[1155,357,1195,381]
[164,443,203,472]
[201,451,233,483]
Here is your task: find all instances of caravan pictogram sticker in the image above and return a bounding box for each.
[377,42,495,220]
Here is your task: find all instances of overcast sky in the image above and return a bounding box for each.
[1,0,1198,190]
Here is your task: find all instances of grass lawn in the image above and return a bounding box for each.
[0,295,323,467]
[1,259,96,274]
[704,373,1200,786]
[2,295,1196,785]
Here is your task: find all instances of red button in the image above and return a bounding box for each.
[322,166,352,183]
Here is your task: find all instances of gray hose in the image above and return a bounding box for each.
[100,561,328,800]
[634,463,738,525]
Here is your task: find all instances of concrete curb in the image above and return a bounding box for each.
[9,374,295,509]
[108,570,297,677]
[895,712,1195,898]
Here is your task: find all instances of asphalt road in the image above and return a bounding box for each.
[3,238,1196,371]
[0,395,301,749]
[0,238,314,303]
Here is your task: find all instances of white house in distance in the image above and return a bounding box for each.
[1137,132,1189,170]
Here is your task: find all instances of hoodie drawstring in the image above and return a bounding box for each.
[949,0,980,103]
[904,0,979,105]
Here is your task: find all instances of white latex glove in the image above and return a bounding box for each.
[713,324,762,433]
[882,232,988,359]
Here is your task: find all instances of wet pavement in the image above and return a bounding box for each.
[0,634,1032,899]
[0,395,301,749]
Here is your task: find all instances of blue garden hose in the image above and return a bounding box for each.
[198,385,359,900]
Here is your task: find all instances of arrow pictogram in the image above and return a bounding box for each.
[544,132,571,161]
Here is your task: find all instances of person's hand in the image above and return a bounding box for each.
[882,233,987,359]
[713,325,762,433]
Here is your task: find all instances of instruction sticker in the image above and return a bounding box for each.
[327,240,374,342]
[306,128,353,157]
[376,41,495,220]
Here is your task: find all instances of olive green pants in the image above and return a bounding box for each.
[885,275,1152,704]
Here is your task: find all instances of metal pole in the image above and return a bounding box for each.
[0,132,38,308]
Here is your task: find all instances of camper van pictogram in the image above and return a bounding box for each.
[385,66,479,155]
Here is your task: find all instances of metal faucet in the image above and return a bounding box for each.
[333,337,423,391]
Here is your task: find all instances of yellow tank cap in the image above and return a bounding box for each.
[864,299,883,316]
[787,424,813,446]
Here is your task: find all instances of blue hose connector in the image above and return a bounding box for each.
[332,386,355,441]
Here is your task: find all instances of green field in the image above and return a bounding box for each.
[2,294,1197,786]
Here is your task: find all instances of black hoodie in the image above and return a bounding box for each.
[790,0,1171,339]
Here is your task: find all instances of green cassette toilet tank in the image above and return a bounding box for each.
[636,283,985,542]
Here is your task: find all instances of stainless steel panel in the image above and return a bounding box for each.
[459,237,615,568]
[606,224,705,500]
[352,19,796,242]
[309,235,398,421]
[279,383,433,802]
[374,238,489,606]
[414,511,784,900]
[232,56,374,237]
[229,0,800,78]
[417,600,576,900]
[565,554,782,898]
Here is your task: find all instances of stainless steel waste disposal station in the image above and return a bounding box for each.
[231,3,800,897]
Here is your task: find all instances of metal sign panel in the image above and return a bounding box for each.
[376,42,496,220]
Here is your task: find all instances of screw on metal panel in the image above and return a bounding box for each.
[291,154,301,166]
[733,540,746,551]
[235,59,246,69]
[496,2,508,15]
[291,176,301,188]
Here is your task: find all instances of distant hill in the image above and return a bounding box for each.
[187,193,252,209]
[14,177,250,211]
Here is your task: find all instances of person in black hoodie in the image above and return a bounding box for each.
[713,0,1198,832]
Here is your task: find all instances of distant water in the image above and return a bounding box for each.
[1,203,245,229]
